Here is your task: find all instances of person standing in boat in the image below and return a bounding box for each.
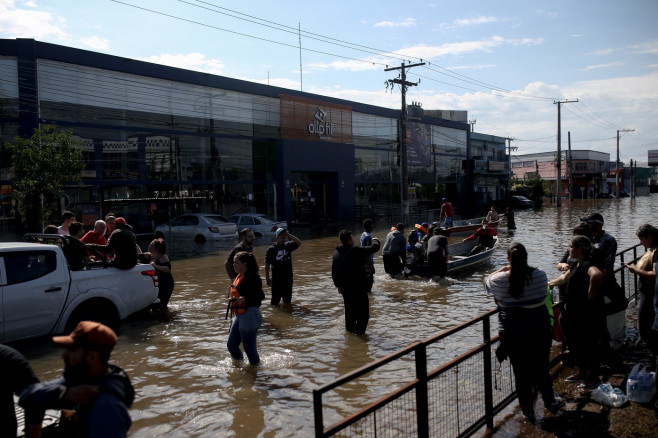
[462,219,498,256]
[332,230,381,335]
[439,198,455,228]
[382,223,406,278]
[484,243,564,422]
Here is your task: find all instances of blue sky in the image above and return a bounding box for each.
[2,0,657,164]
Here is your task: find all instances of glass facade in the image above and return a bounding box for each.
[0,40,477,235]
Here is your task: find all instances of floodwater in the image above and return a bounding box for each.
[15,196,658,437]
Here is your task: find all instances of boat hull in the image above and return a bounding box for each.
[442,219,501,236]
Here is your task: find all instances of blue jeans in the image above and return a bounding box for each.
[227,306,263,365]
[445,217,453,228]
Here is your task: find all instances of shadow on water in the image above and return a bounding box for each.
[12,197,658,437]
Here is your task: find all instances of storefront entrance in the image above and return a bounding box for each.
[289,172,337,226]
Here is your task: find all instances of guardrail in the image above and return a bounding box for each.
[313,243,645,438]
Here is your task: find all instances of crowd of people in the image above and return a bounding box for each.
[485,212,658,423]
[5,204,658,435]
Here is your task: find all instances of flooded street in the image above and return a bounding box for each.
[15,197,658,437]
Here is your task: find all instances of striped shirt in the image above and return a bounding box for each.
[484,268,548,308]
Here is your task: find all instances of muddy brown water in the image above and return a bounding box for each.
[14,197,658,437]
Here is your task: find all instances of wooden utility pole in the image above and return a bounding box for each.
[554,99,578,207]
[385,61,425,224]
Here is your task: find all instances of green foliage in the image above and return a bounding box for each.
[7,125,84,230]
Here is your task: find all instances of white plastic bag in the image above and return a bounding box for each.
[592,383,627,407]
[626,363,656,403]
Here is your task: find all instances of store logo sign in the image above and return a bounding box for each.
[308,107,333,136]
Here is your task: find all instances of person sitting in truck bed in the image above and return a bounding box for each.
[86,217,137,270]
[63,221,91,271]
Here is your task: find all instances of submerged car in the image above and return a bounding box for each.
[509,195,534,209]
[154,213,238,243]
[227,213,288,237]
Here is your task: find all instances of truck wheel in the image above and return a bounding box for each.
[66,301,120,334]
[194,234,206,243]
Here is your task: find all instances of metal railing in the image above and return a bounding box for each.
[313,243,645,438]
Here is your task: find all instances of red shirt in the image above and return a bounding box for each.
[81,231,107,245]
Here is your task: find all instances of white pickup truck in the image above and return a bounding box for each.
[0,239,159,342]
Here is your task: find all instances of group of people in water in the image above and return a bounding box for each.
[485,212,658,422]
[43,210,175,311]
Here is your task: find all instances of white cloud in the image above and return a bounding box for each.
[136,53,225,75]
[453,16,499,27]
[628,40,658,55]
[592,48,615,56]
[0,0,69,40]
[373,18,416,28]
[80,36,109,51]
[582,62,623,71]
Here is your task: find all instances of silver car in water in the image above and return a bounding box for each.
[227,213,288,237]
[154,213,238,243]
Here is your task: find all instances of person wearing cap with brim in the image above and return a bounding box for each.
[439,198,455,228]
[19,321,135,438]
[264,228,302,306]
[85,217,138,269]
[580,212,617,275]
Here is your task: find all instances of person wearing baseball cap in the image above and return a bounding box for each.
[265,228,302,306]
[580,212,617,274]
[19,321,135,437]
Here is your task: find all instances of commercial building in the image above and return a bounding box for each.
[0,39,504,233]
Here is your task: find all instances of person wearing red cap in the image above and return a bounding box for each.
[85,217,138,269]
[19,321,134,437]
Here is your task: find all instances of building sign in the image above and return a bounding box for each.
[488,161,505,172]
[476,176,499,187]
[280,95,353,143]
[649,150,658,166]
[406,121,431,167]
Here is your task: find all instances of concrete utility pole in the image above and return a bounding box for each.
[567,131,573,202]
[468,119,476,132]
[506,137,516,197]
[385,61,425,225]
[554,99,578,207]
[616,129,634,196]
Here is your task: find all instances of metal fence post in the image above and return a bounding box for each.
[482,315,494,430]
[415,343,429,438]
[313,389,324,438]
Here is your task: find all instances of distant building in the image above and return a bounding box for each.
[512,150,610,199]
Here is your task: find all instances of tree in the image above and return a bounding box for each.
[7,125,84,232]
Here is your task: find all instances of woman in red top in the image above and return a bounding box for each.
[227,251,265,365]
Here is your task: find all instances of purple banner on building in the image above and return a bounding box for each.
[406,121,431,167]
